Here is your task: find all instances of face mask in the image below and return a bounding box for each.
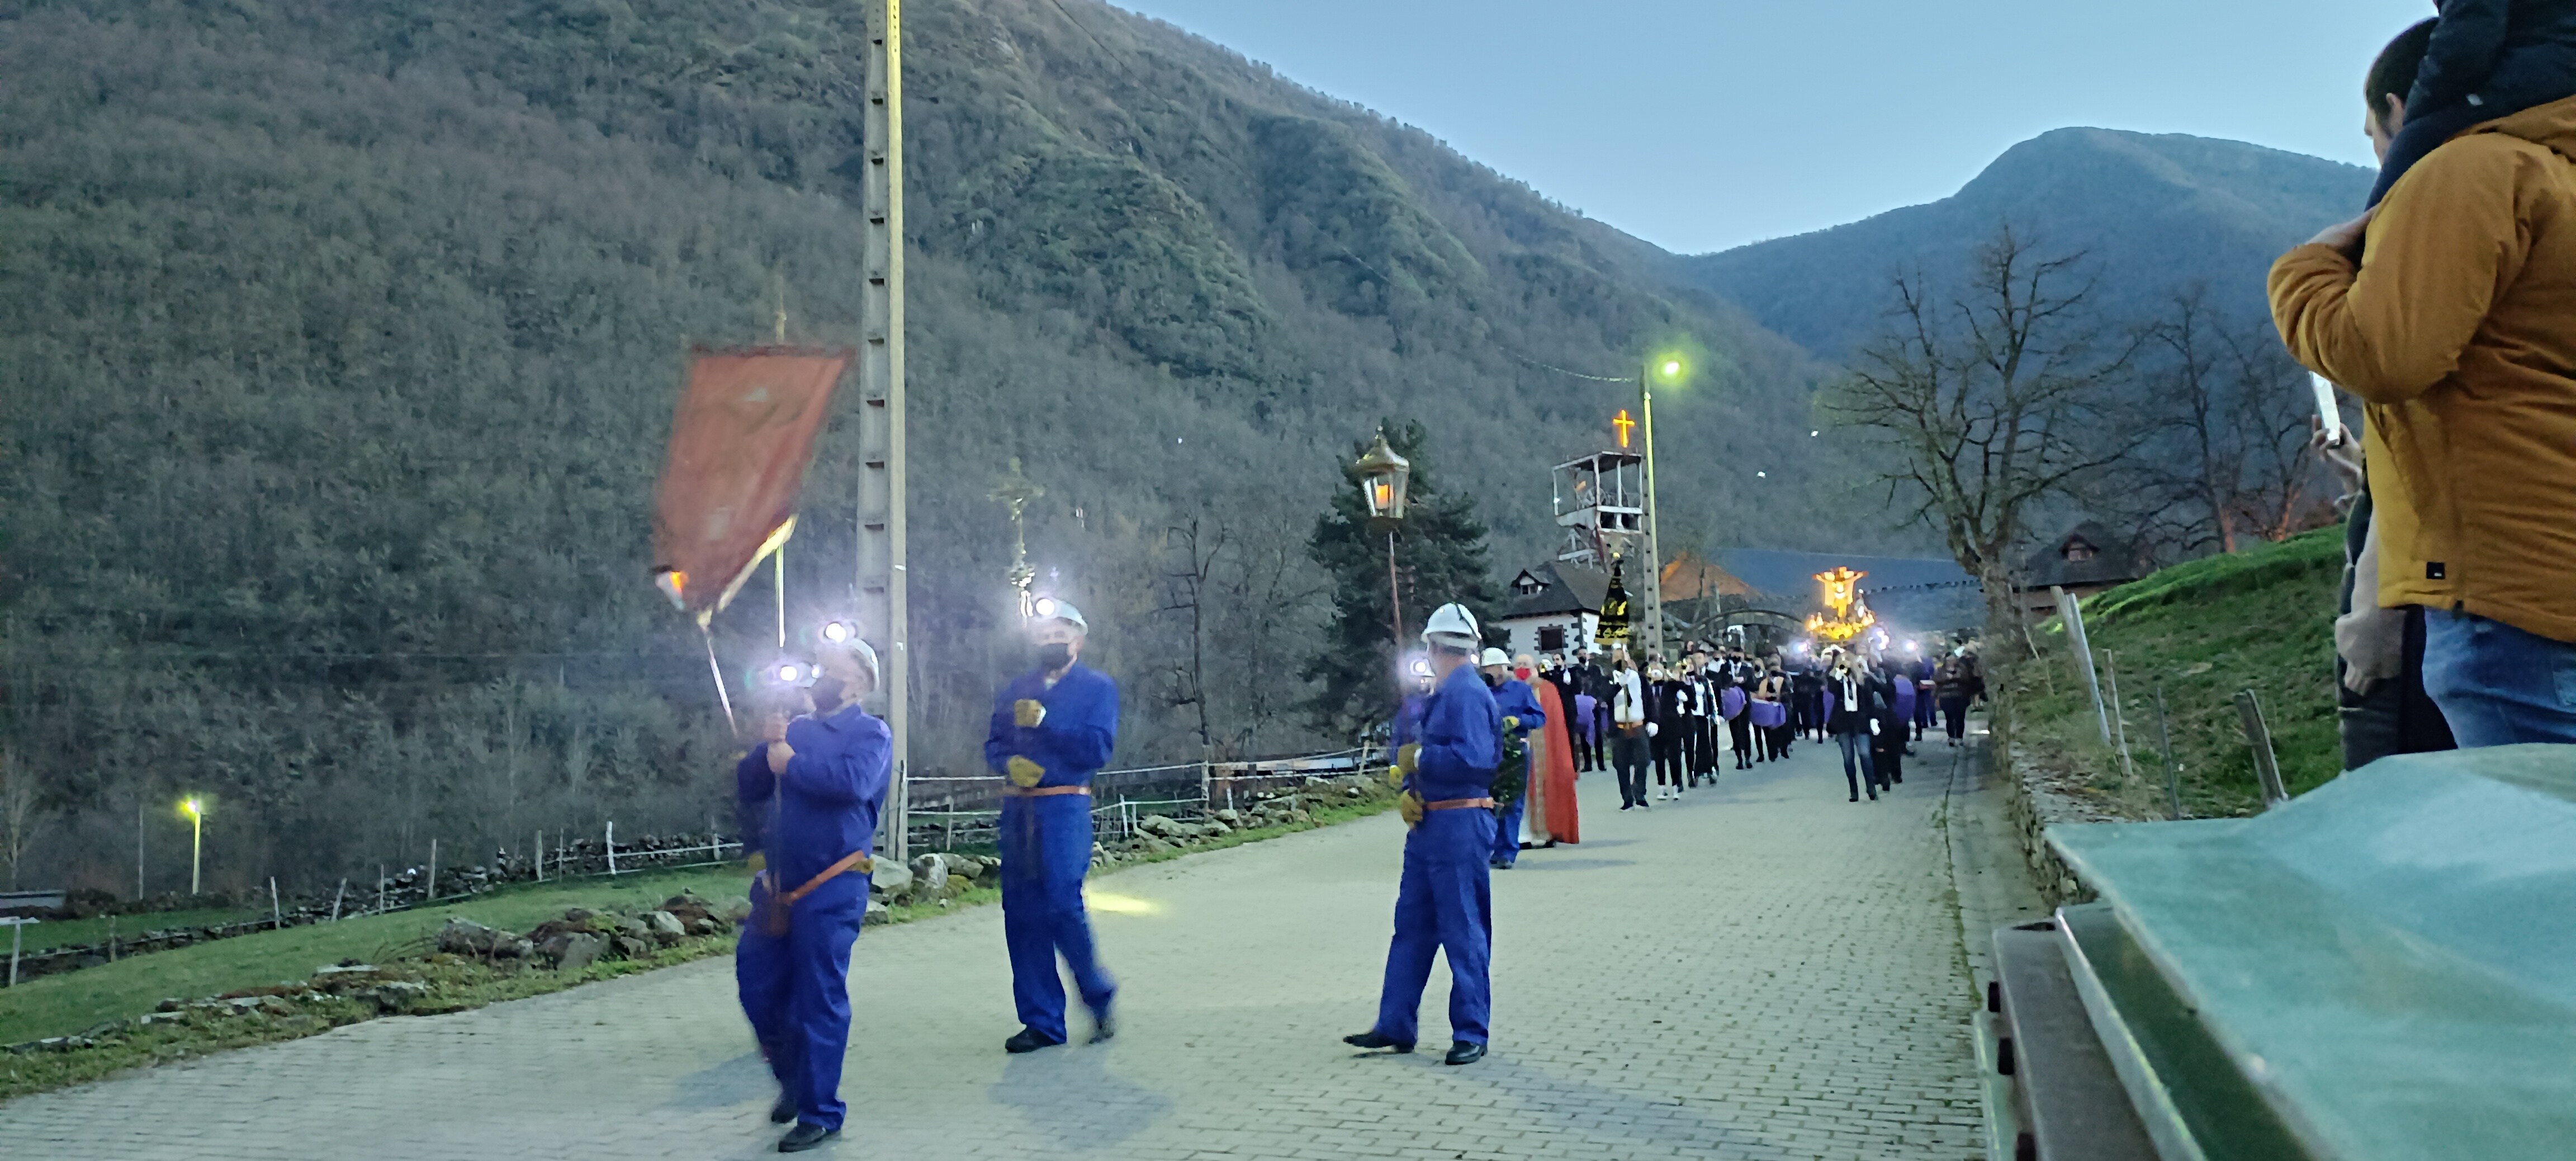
[808,675,847,710]
[1481,671,1501,688]
[1514,667,1533,681]
[1037,642,1073,672]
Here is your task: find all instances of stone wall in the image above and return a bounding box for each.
[1997,744,2116,911]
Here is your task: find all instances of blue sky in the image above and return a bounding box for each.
[1110,0,2431,253]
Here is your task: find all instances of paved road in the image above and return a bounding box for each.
[3,735,1991,1159]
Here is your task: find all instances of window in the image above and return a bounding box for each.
[1513,572,1546,596]
[1538,625,1566,652]
[2063,541,2097,563]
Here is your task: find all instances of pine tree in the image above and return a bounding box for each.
[1303,419,1498,735]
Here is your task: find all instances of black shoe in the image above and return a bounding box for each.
[1003,1026,1064,1054]
[1495,860,1513,870]
[769,1092,797,1124]
[1087,1011,1116,1045]
[1620,803,1633,810]
[1849,794,1859,803]
[1444,1041,1486,1066]
[1343,1030,1414,1053]
[778,1122,839,1153]
[1517,841,1536,850]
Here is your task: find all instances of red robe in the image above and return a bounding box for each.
[1528,678,1581,844]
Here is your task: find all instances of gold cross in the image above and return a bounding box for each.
[1612,409,1636,449]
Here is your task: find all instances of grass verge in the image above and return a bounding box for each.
[2,790,1393,1099]
[2007,527,2343,820]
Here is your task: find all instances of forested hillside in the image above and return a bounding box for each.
[0,0,1877,895]
[1684,128,2373,359]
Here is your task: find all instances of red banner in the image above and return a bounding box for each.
[650,346,851,620]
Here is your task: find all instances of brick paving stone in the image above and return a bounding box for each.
[0,737,1993,1159]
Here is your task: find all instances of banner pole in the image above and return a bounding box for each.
[702,623,737,733]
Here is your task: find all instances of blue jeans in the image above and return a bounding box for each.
[2422,611,2576,747]
[1836,730,1878,798]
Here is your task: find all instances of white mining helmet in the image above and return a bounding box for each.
[1479,647,1510,668]
[1030,597,1088,631]
[1422,603,1480,653]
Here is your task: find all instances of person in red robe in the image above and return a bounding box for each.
[1520,654,1581,847]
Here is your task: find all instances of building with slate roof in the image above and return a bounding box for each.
[2014,521,2146,617]
[1491,561,1613,659]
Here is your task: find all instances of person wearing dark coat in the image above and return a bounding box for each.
[2371,3,2576,206]
[1936,654,1985,744]
[1578,652,1614,772]
[1826,658,1887,802]
[1792,667,1826,744]
[1869,661,1908,787]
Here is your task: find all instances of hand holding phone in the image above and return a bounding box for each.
[2310,374,2346,449]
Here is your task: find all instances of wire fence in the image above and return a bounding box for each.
[903,746,1381,853]
[5,827,747,988]
[11,748,1386,985]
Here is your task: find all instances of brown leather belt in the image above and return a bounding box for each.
[1002,785,1092,798]
[773,850,875,907]
[1425,797,1495,811]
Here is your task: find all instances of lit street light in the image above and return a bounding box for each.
[1349,428,1413,692]
[181,797,205,896]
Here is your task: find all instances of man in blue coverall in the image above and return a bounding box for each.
[985,598,1121,1053]
[1479,648,1546,871]
[1346,602,1501,1066]
[735,641,892,1153]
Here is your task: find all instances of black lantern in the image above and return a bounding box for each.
[1351,429,1410,525]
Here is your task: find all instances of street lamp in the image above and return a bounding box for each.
[1350,428,1413,679]
[179,797,204,896]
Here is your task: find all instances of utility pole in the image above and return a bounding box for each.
[856,0,910,863]
[1639,358,1670,660]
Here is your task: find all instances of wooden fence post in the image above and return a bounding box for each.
[2154,686,2182,821]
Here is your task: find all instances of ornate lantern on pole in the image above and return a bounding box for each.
[1349,428,1412,651]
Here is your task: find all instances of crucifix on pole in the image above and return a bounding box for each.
[989,456,1044,620]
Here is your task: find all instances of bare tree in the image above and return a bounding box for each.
[1209,524,1329,757]
[2120,288,2331,559]
[1829,226,2144,627]
[0,748,40,890]
[1158,517,1226,762]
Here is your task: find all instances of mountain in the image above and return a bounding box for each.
[0,0,1884,892]
[1680,128,2374,358]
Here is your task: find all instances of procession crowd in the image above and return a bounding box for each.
[719,593,1993,1153]
[1522,641,1985,808]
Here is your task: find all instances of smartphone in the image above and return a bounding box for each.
[2310,373,2346,448]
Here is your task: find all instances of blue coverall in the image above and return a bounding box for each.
[984,662,1121,1043]
[734,702,892,1133]
[1486,677,1547,867]
[1373,660,1501,1047]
